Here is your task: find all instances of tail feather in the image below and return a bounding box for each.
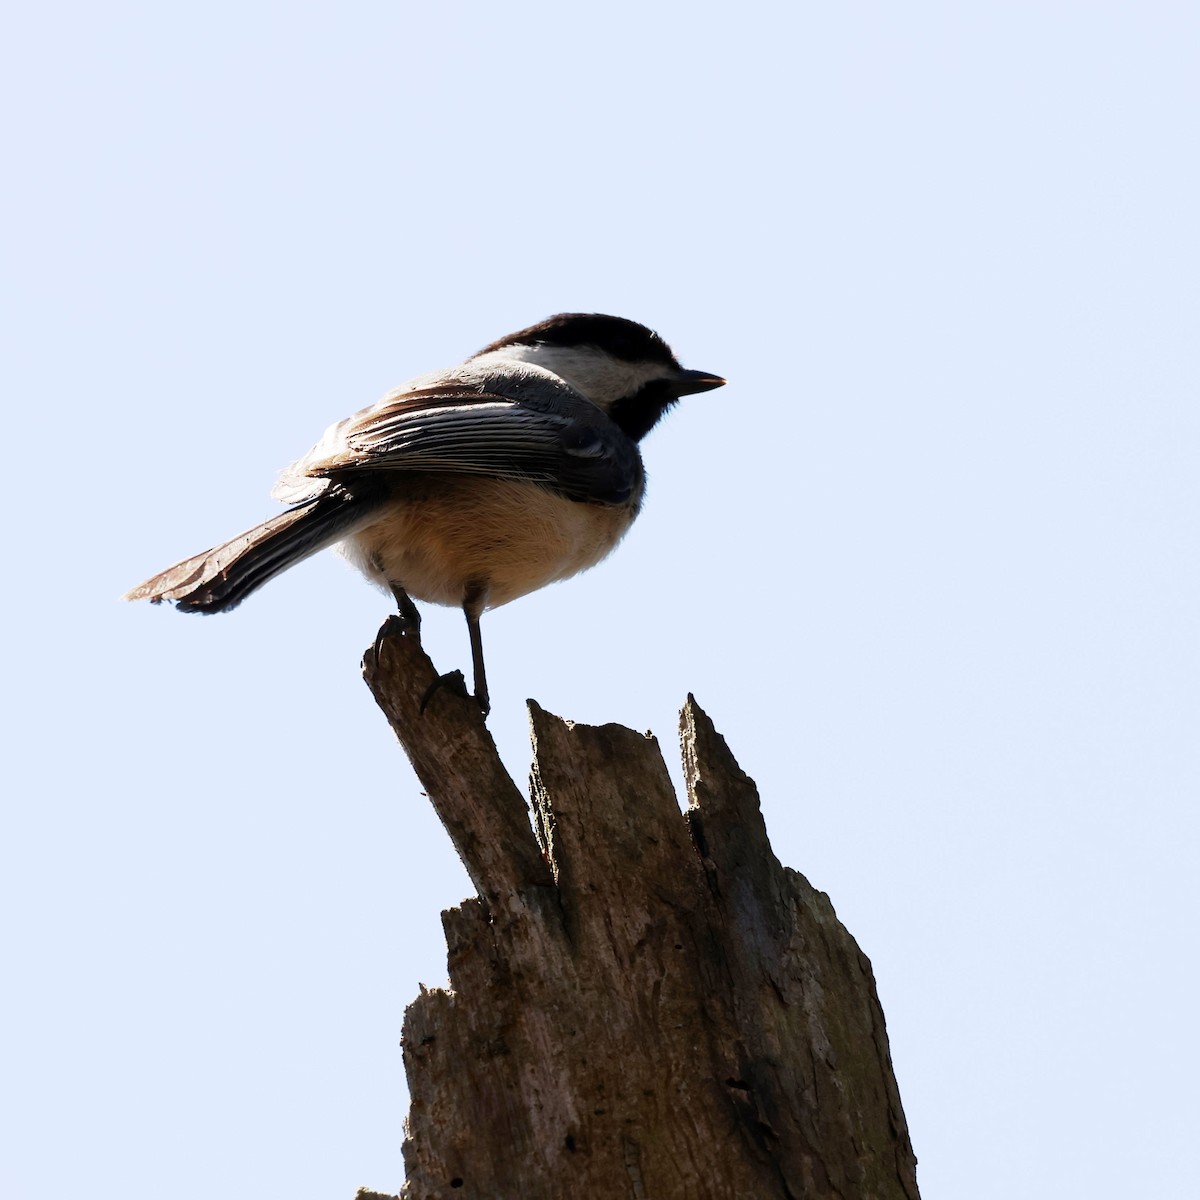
[123,485,384,614]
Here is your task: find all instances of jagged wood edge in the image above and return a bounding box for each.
[361,613,553,908]
[359,620,919,1199]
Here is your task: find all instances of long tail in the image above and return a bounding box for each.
[123,483,385,614]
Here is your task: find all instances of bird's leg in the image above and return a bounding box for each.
[463,584,490,718]
[388,581,421,631]
[366,552,422,631]
[418,583,490,718]
[368,556,424,665]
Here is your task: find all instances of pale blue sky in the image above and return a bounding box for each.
[3,3,1197,1198]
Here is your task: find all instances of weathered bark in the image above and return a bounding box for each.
[361,613,919,1200]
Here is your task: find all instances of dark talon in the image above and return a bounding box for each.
[420,669,470,714]
[371,614,408,665]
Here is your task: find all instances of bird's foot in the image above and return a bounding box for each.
[389,583,422,630]
[419,670,489,718]
[420,669,469,714]
[368,615,407,667]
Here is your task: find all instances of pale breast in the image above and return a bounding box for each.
[341,476,639,610]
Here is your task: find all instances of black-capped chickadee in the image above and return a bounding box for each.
[125,313,725,714]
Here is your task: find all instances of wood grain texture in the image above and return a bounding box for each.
[362,612,554,907]
[361,619,919,1200]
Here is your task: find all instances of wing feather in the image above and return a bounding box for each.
[279,370,639,506]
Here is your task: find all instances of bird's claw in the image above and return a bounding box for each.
[368,614,409,667]
[420,669,470,714]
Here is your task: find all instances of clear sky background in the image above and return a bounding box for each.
[3,3,1197,1197]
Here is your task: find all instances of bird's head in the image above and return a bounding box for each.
[473,313,725,440]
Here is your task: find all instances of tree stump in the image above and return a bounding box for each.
[360,613,919,1200]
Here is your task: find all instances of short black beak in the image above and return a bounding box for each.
[673,368,727,396]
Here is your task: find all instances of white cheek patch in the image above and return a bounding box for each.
[472,345,667,413]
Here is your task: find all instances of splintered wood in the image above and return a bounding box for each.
[362,618,919,1200]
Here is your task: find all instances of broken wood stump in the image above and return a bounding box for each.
[360,613,919,1200]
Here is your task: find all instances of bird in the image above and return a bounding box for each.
[124,313,725,715]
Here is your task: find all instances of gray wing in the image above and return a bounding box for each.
[285,370,641,506]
